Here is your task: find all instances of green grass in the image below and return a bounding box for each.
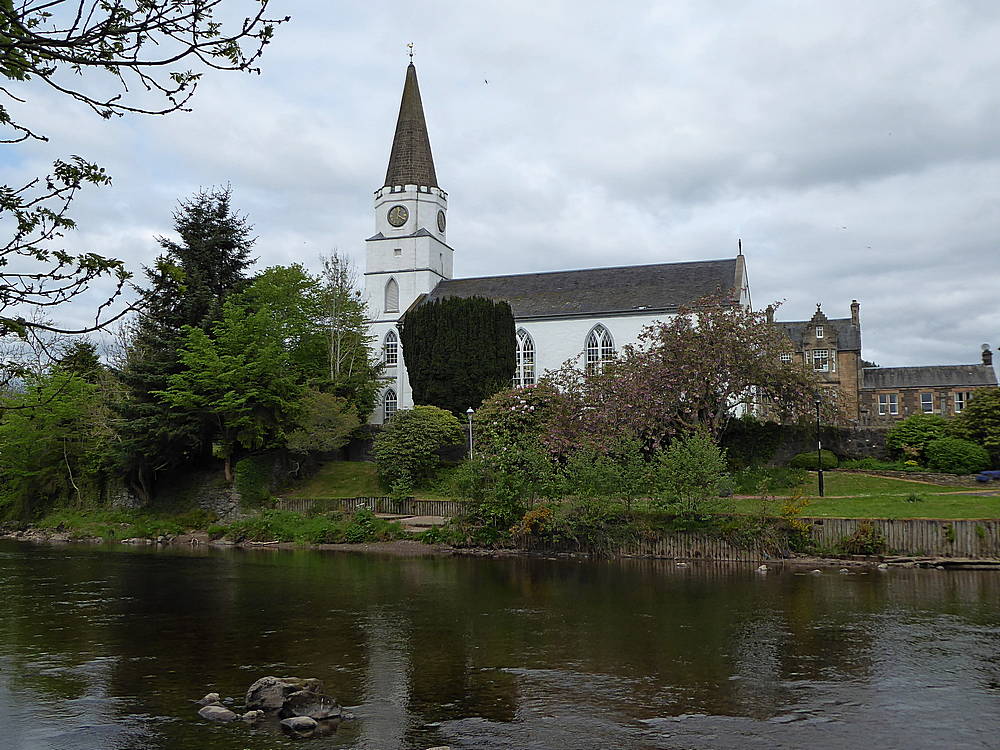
[36,508,218,540]
[734,470,998,519]
[222,508,406,545]
[285,461,382,498]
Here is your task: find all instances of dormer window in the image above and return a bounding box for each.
[815,325,824,338]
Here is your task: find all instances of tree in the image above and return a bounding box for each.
[949,388,1000,465]
[399,296,516,415]
[285,390,360,456]
[542,297,823,452]
[116,187,255,497]
[318,252,382,417]
[885,414,948,462]
[0,0,287,364]
[652,428,728,518]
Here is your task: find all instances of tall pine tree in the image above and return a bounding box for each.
[116,187,255,500]
[398,296,516,416]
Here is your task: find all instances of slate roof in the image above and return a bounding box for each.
[422,258,740,319]
[777,318,861,351]
[862,365,998,389]
[384,63,438,188]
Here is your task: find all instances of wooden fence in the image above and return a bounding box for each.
[804,517,1000,558]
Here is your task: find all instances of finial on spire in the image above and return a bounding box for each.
[738,238,743,256]
[407,42,414,62]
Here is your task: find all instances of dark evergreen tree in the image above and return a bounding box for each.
[398,296,516,416]
[116,187,255,500]
[53,340,103,383]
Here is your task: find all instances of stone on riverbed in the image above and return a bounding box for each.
[198,704,239,723]
[280,716,319,736]
[245,676,325,711]
[280,689,341,720]
[195,692,221,706]
[240,710,264,724]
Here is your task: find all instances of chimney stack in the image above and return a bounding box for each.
[765,304,774,324]
[851,299,860,327]
[982,344,993,367]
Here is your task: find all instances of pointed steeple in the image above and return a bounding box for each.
[384,63,438,188]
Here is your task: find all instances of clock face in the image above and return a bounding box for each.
[437,210,446,232]
[387,204,409,227]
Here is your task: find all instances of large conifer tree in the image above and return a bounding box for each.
[398,296,516,416]
[117,187,255,500]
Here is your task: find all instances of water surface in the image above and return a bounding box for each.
[0,540,997,749]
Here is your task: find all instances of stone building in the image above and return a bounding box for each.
[772,302,863,423]
[365,62,749,423]
[859,346,998,423]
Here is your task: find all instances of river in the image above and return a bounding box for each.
[0,539,997,749]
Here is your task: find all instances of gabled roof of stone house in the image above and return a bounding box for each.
[777,318,861,351]
[384,62,437,188]
[862,365,998,390]
[420,257,742,320]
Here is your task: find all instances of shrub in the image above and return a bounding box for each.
[839,522,886,555]
[464,437,561,532]
[720,417,783,469]
[840,458,921,472]
[475,382,564,452]
[925,437,990,475]
[652,429,728,518]
[234,455,273,505]
[948,388,1000,465]
[885,414,948,461]
[372,405,465,489]
[789,450,838,470]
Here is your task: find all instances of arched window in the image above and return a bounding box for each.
[383,388,398,422]
[384,277,399,313]
[513,329,535,387]
[586,324,615,374]
[383,330,398,366]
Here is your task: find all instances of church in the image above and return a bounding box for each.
[366,63,750,424]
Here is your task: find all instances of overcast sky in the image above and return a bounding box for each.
[4,0,999,368]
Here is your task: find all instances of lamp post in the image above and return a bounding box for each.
[466,407,474,459]
[814,395,825,497]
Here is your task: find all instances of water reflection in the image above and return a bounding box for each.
[1,541,998,750]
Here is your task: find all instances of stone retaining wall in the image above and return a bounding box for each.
[836,469,982,487]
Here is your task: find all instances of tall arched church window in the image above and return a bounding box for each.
[384,278,399,313]
[383,330,398,366]
[585,324,615,374]
[513,329,535,387]
[383,388,398,422]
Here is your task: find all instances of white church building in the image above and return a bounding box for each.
[366,63,750,424]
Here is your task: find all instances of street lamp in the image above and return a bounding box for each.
[466,407,474,459]
[814,395,825,497]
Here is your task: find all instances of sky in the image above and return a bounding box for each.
[4,0,1000,369]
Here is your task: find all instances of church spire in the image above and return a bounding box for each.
[384,62,438,188]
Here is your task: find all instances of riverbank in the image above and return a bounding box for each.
[5,525,999,571]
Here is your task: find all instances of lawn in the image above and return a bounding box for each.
[283,461,453,500]
[737,470,999,519]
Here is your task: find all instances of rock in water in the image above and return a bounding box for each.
[280,689,341,720]
[198,705,239,723]
[240,710,265,724]
[280,716,318,736]
[195,692,221,706]
[246,676,325,711]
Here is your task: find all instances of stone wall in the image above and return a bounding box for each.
[766,425,888,465]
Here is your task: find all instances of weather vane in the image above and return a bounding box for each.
[407,42,414,61]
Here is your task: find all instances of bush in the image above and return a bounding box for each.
[840,457,922,472]
[372,405,465,489]
[925,437,990,475]
[652,429,727,518]
[948,388,1000,465]
[789,450,838,470]
[885,414,948,461]
[234,455,273,505]
[475,382,564,452]
[720,417,783,469]
[838,522,886,555]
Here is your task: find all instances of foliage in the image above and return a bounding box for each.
[117,187,256,496]
[399,296,516,416]
[539,297,824,452]
[222,508,404,545]
[720,416,784,469]
[840,457,923,472]
[905,492,924,503]
[0,370,114,519]
[0,2,286,364]
[731,466,807,494]
[234,456,273,506]
[371,405,465,489]
[283,461,381,499]
[924,437,990,475]
[948,388,1000,465]
[885,414,948,461]
[651,429,728,518]
[285,390,360,456]
[838,522,886,555]
[474,382,565,452]
[789,449,839,470]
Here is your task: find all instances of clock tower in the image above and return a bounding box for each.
[366,61,453,420]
